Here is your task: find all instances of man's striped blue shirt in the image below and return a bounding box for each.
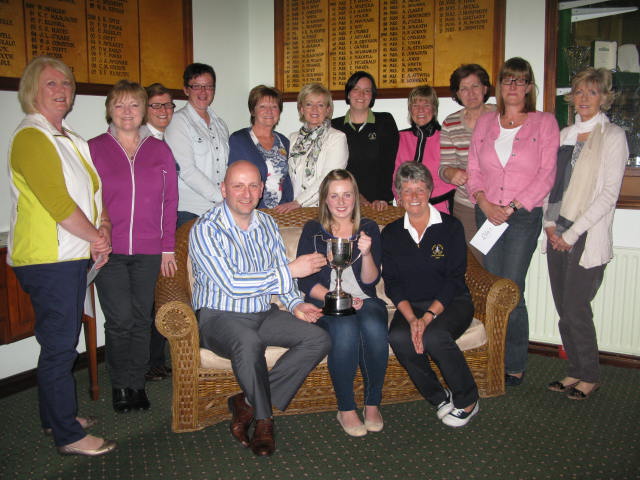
[189,202,303,313]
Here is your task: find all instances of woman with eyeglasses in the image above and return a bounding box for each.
[288,83,349,209]
[228,85,296,211]
[392,85,456,213]
[165,63,229,227]
[439,64,496,262]
[89,80,178,414]
[467,57,559,386]
[145,83,175,141]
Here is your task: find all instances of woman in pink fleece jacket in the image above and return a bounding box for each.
[89,80,178,414]
[393,85,455,213]
[467,57,559,386]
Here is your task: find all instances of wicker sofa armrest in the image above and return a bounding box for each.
[155,300,202,432]
[155,220,195,311]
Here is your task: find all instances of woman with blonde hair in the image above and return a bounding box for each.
[296,169,388,437]
[544,67,628,399]
[8,56,115,456]
[288,83,348,209]
[393,85,455,213]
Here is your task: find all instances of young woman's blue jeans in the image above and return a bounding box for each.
[476,206,542,375]
[318,298,389,411]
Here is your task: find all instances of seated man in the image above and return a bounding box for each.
[189,161,331,456]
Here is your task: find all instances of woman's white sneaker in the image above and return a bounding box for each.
[442,401,479,427]
[436,388,454,420]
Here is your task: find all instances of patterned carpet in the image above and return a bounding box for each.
[1,354,639,480]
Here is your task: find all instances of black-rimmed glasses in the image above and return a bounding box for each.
[501,77,528,86]
[188,84,215,91]
[148,102,176,110]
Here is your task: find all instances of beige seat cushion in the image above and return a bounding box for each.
[199,317,487,370]
[195,222,488,371]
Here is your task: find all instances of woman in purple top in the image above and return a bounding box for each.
[467,57,559,385]
[89,80,178,414]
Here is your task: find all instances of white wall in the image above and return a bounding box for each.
[1,0,638,379]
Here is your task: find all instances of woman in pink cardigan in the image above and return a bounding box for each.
[393,85,455,213]
[467,57,559,386]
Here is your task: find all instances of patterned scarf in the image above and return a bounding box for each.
[289,119,330,190]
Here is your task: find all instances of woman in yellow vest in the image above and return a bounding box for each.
[7,56,116,457]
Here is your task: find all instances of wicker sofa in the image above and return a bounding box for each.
[155,206,519,433]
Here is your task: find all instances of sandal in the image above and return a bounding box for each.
[547,380,579,393]
[566,384,600,400]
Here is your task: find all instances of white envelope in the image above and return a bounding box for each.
[470,220,509,255]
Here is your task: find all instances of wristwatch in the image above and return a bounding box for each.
[426,309,438,319]
[508,201,518,212]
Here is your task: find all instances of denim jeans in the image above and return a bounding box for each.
[13,260,88,446]
[318,298,389,411]
[475,206,542,374]
[177,210,198,229]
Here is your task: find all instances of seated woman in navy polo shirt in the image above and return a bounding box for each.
[382,161,478,428]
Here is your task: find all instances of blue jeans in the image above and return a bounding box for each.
[476,206,542,374]
[177,211,198,229]
[13,260,88,446]
[318,298,389,411]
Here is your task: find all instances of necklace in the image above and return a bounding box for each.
[501,114,523,128]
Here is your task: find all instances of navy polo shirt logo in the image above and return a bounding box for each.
[431,244,444,259]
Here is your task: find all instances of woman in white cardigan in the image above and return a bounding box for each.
[543,68,628,400]
[282,83,348,212]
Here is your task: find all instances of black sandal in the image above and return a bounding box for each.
[547,380,578,392]
[566,384,600,400]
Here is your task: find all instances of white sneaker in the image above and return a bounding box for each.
[436,388,453,420]
[442,401,479,428]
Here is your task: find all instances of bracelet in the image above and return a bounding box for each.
[426,309,438,319]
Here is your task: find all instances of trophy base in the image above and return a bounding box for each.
[322,306,356,316]
[322,292,355,316]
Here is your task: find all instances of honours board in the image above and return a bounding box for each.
[0,0,192,96]
[275,0,504,98]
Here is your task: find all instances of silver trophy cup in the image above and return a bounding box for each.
[320,236,361,316]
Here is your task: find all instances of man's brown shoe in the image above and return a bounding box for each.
[228,393,254,448]
[251,418,275,456]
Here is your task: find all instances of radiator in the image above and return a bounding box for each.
[525,244,640,356]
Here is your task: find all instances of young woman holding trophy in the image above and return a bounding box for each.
[296,169,389,437]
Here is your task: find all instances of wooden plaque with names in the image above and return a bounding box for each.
[0,0,192,96]
[275,0,504,99]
